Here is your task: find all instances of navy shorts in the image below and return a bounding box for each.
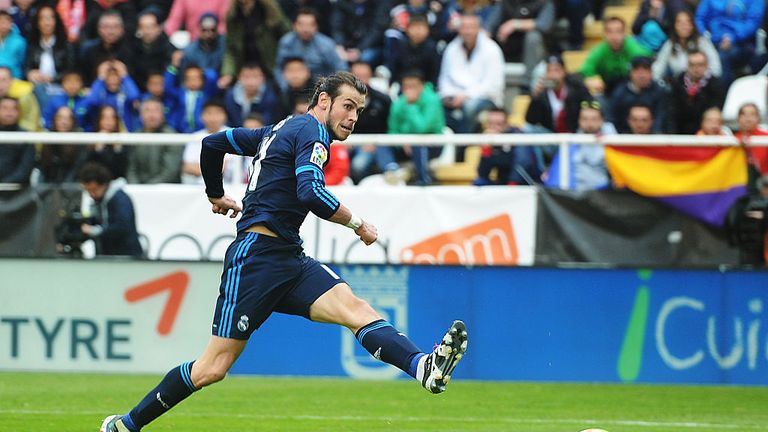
[211,231,346,339]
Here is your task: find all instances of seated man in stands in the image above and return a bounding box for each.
[473,107,524,186]
[438,12,504,133]
[492,0,555,83]
[580,16,653,97]
[526,54,590,133]
[608,56,667,134]
[668,50,724,135]
[696,106,729,136]
[625,103,654,135]
[380,70,445,186]
[543,99,616,191]
[0,96,34,184]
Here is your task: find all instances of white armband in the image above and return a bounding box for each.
[345,213,363,230]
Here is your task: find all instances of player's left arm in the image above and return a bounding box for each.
[294,139,377,245]
[200,127,268,216]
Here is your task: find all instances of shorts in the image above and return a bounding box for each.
[211,231,345,339]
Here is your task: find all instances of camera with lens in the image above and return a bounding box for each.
[54,208,96,258]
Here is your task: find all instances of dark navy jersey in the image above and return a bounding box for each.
[201,113,341,245]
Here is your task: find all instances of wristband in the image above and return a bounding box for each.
[345,213,363,230]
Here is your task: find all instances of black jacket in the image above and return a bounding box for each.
[668,73,725,134]
[0,124,34,183]
[25,40,75,82]
[389,38,441,85]
[330,0,390,50]
[525,75,590,132]
[90,178,143,257]
[354,85,391,134]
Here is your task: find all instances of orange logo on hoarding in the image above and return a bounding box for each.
[124,271,189,336]
[400,214,518,265]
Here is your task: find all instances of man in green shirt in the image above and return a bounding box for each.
[580,16,653,96]
[380,70,445,185]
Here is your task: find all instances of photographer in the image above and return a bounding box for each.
[77,162,143,257]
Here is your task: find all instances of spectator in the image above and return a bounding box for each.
[525,54,591,133]
[443,0,497,38]
[224,62,282,127]
[695,0,765,86]
[696,106,729,136]
[86,105,128,179]
[386,13,441,86]
[381,69,445,186]
[668,50,724,134]
[135,0,173,22]
[385,0,445,59]
[39,106,87,183]
[25,5,74,86]
[492,0,555,81]
[735,103,768,177]
[220,0,291,89]
[78,10,135,84]
[84,60,141,131]
[631,0,687,52]
[652,9,722,83]
[544,100,617,191]
[165,0,229,41]
[438,13,504,133]
[182,99,243,184]
[78,161,143,257]
[165,57,219,133]
[474,107,524,186]
[132,7,176,92]
[180,12,226,73]
[626,103,654,135]
[141,71,178,127]
[348,61,391,183]
[43,70,89,130]
[278,56,314,116]
[10,0,36,38]
[127,98,182,184]
[81,0,138,41]
[331,0,390,66]
[0,96,34,184]
[0,66,41,132]
[608,56,668,134]
[274,7,347,88]
[0,10,26,79]
[278,0,333,36]
[580,16,653,97]
[555,0,590,50]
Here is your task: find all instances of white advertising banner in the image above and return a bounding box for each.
[0,260,217,372]
[125,184,538,266]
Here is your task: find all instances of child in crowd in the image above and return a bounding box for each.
[165,59,219,133]
[84,60,141,131]
[181,100,240,184]
[142,71,179,129]
[42,70,88,130]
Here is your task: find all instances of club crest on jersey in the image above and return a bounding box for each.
[310,142,328,167]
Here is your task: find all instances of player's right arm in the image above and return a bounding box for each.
[200,127,268,216]
[293,136,377,245]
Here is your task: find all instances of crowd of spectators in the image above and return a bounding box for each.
[0,0,766,190]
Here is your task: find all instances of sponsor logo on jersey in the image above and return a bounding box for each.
[310,142,328,167]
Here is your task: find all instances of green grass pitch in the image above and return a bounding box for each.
[2,372,768,431]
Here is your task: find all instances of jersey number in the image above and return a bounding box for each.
[247,117,288,191]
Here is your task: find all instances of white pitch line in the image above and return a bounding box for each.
[0,409,765,430]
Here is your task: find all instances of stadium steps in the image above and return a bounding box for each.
[562,50,590,74]
[433,146,482,185]
[509,94,531,128]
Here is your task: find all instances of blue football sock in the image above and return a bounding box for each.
[124,361,198,431]
[356,320,423,378]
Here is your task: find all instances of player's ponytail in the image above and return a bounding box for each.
[308,71,367,109]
